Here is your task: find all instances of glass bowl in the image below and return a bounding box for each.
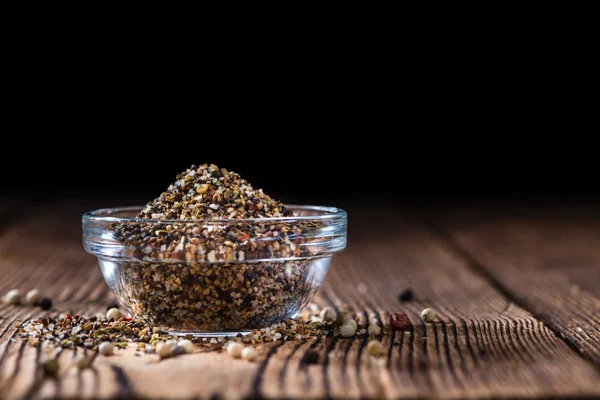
[82,205,347,336]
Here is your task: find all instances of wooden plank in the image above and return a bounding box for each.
[1,201,599,399]
[428,204,600,369]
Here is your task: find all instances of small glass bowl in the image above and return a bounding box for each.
[82,205,347,336]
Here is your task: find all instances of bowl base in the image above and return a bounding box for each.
[166,329,252,338]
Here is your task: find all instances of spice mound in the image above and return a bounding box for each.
[137,164,294,221]
[111,164,326,332]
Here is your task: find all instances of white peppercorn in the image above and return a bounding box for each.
[345,319,358,331]
[156,341,174,359]
[106,308,123,322]
[227,342,243,358]
[25,289,41,306]
[4,289,20,305]
[99,341,114,356]
[241,346,258,361]
[177,339,194,354]
[319,307,336,322]
[421,308,435,322]
[367,340,384,357]
[367,324,381,336]
[339,323,356,337]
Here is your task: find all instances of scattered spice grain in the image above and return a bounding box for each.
[107,308,123,322]
[227,342,243,358]
[25,289,41,306]
[367,324,381,336]
[421,308,435,322]
[319,307,336,322]
[339,323,356,337]
[4,289,20,305]
[99,342,114,356]
[38,297,52,310]
[390,313,410,331]
[241,346,257,361]
[344,319,358,331]
[156,341,174,359]
[398,288,414,302]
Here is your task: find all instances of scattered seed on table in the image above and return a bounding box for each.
[227,342,243,358]
[38,297,52,310]
[340,323,356,337]
[320,307,336,322]
[25,289,41,306]
[177,339,194,354]
[367,324,381,336]
[156,341,174,359]
[241,346,257,361]
[99,342,114,356]
[390,313,411,331]
[4,289,20,305]
[344,319,358,331]
[398,288,414,302]
[421,308,435,322]
[43,358,59,376]
[367,340,384,356]
[106,308,122,322]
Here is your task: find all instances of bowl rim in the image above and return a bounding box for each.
[82,204,347,224]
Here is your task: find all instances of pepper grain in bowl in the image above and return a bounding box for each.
[82,164,347,336]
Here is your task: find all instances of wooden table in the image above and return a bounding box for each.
[1,198,599,399]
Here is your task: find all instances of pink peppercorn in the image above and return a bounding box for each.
[390,313,411,331]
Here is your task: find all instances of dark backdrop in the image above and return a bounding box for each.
[2,133,599,208]
[1,58,598,208]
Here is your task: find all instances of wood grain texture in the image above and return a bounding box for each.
[430,205,600,368]
[0,200,599,399]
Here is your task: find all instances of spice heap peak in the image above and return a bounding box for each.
[138,164,293,220]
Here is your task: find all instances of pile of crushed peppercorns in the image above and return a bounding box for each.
[110,164,328,332]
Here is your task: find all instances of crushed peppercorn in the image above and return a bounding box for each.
[111,164,326,332]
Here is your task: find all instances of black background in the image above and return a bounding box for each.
[1,51,598,209]
[2,130,598,209]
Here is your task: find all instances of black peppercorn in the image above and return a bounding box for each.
[106,301,120,311]
[38,297,52,311]
[398,289,414,302]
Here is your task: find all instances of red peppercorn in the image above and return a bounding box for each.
[390,313,411,331]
